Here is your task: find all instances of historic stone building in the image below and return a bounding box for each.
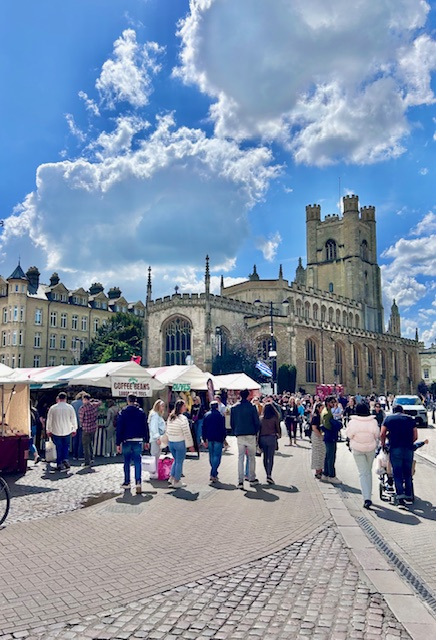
[143,195,422,395]
[0,265,145,368]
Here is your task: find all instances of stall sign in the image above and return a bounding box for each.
[111,376,152,397]
[172,383,191,392]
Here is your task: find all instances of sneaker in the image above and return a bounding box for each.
[397,498,406,507]
[121,482,130,489]
[237,482,245,490]
[55,465,63,472]
[63,461,70,470]
[328,477,341,484]
[320,475,330,483]
[135,484,142,494]
[250,478,260,485]
[363,500,372,509]
[168,476,174,485]
[266,477,274,484]
[404,496,414,504]
[172,481,186,488]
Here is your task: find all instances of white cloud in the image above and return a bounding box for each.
[175,0,436,165]
[256,232,282,261]
[410,211,436,235]
[96,29,164,109]
[419,167,429,175]
[0,113,280,283]
[65,113,86,142]
[78,91,100,117]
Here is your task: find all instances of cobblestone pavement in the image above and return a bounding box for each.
[10,525,411,640]
[0,432,430,639]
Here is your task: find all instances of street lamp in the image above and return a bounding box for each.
[254,298,289,394]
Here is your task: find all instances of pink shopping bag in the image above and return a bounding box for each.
[157,456,173,480]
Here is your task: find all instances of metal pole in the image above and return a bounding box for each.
[270,302,277,395]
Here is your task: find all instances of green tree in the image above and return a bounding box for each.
[80,313,143,364]
[212,322,262,382]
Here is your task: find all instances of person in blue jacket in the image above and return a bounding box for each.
[116,394,149,494]
[202,401,227,483]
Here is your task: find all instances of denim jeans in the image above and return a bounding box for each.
[51,434,70,466]
[72,428,84,459]
[168,440,186,481]
[390,447,414,498]
[208,440,223,478]
[323,440,337,478]
[353,450,375,501]
[82,430,95,466]
[122,441,143,484]
[259,434,276,478]
[194,419,203,446]
[237,435,256,482]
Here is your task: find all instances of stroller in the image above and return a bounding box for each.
[375,442,426,504]
[375,446,397,503]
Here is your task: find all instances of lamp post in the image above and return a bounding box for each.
[254,298,289,395]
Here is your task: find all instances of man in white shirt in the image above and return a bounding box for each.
[46,392,77,471]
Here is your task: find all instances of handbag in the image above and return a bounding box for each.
[45,438,57,463]
[160,432,169,447]
[141,455,157,475]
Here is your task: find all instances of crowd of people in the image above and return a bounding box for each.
[35,387,429,509]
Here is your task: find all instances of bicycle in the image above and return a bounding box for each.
[0,475,10,525]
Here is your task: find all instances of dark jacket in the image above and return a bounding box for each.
[116,405,149,445]
[230,399,260,436]
[203,408,226,443]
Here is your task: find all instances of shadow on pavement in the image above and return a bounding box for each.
[116,492,154,505]
[275,452,292,458]
[244,486,279,502]
[40,468,75,482]
[371,503,420,525]
[264,484,299,494]
[168,488,200,501]
[210,481,237,491]
[6,483,55,498]
[338,483,362,495]
[407,497,436,521]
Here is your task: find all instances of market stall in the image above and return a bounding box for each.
[0,369,31,473]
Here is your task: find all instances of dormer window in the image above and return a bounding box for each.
[325,240,337,261]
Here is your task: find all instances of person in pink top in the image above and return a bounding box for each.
[345,403,380,509]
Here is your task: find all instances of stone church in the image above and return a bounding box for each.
[143,194,422,395]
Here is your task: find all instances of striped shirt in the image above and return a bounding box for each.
[79,400,102,433]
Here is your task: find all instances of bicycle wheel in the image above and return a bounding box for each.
[0,476,10,525]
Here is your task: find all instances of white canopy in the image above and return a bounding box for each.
[146,365,212,390]
[213,373,261,391]
[2,361,164,395]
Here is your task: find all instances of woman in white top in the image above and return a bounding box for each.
[345,403,380,509]
[148,399,166,478]
[166,399,194,488]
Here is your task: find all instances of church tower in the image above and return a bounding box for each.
[305,194,384,333]
[387,299,401,337]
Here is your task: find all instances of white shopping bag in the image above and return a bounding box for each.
[45,438,57,463]
[141,456,157,475]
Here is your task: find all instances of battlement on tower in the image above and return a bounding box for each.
[306,204,321,221]
[343,194,359,214]
[360,205,375,222]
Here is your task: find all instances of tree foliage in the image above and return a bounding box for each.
[212,322,262,381]
[80,313,143,364]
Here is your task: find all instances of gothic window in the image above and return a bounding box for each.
[304,302,310,320]
[328,307,334,323]
[325,240,337,261]
[380,350,387,379]
[321,305,326,322]
[367,348,374,381]
[296,300,302,317]
[164,316,192,365]
[343,310,347,327]
[407,354,413,380]
[215,326,230,358]
[334,342,344,384]
[313,304,318,321]
[336,309,340,324]
[305,338,318,383]
[392,351,398,378]
[257,336,270,361]
[353,344,362,386]
[348,312,353,328]
[355,314,360,329]
[361,240,369,261]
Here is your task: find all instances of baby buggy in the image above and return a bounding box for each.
[375,447,397,503]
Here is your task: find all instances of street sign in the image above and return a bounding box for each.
[111,376,153,397]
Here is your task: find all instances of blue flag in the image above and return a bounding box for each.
[256,360,273,377]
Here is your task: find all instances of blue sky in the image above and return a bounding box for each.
[2,0,436,343]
